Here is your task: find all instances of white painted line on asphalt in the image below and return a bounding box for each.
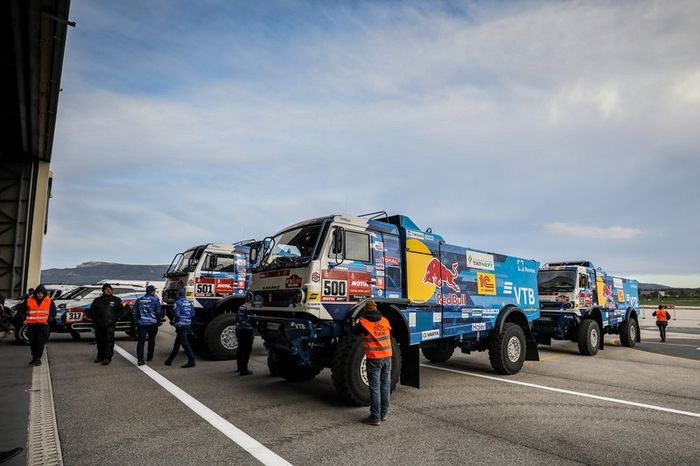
[421,364,700,419]
[114,345,292,466]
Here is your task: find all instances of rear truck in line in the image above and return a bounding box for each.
[246,213,541,405]
[532,261,641,355]
[162,241,254,359]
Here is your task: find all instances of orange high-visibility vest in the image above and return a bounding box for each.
[360,317,392,359]
[25,296,52,325]
[655,309,669,323]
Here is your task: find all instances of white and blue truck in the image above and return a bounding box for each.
[533,261,640,355]
[162,241,254,359]
[246,213,541,405]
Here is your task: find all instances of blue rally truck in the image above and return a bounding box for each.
[247,213,541,405]
[162,241,254,359]
[533,261,640,355]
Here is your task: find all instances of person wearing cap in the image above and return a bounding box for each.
[165,289,196,368]
[353,299,393,426]
[235,305,253,376]
[132,285,163,365]
[87,283,124,365]
[15,285,56,366]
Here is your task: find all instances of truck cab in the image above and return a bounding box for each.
[162,241,253,359]
[534,261,641,355]
[248,213,541,405]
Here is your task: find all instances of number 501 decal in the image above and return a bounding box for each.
[323,280,347,297]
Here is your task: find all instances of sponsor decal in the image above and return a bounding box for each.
[613,277,624,289]
[516,259,536,273]
[421,329,440,340]
[472,322,487,331]
[406,230,424,240]
[556,294,570,302]
[476,272,496,295]
[503,281,513,295]
[285,274,302,289]
[617,289,625,302]
[260,270,291,278]
[409,312,416,328]
[373,242,384,251]
[196,277,234,297]
[433,312,442,323]
[385,256,400,266]
[237,281,245,290]
[423,258,460,292]
[307,292,320,302]
[311,272,321,283]
[467,251,495,271]
[437,293,467,305]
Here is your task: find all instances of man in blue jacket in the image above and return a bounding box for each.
[132,285,162,366]
[165,289,196,368]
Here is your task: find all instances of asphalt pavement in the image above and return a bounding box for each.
[3,319,700,465]
[0,333,30,466]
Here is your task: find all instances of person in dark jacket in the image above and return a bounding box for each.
[16,285,56,366]
[132,285,163,365]
[165,289,196,368]
[87,283,123,365]
[235,305,253,375]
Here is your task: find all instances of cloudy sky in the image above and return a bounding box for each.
[46,0,700,286]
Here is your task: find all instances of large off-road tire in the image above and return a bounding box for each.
[204,313,238,360]
[619,317,637,348]
[421,345,455,363]
[489,322,526,375]
[577,319,600,356]
[14,323,28,345]
[331,333,401,406]
[267,350,283,377]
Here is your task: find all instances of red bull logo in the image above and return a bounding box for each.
[423,258,460,292]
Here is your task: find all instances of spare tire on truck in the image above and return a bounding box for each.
[204,313,238,360]
[331,333,401,406]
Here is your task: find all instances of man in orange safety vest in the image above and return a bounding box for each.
[652,305,671,342]
[17,285,56,365]
[354,300,393,426]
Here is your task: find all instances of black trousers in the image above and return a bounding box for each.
[27,324,50,360]
[94,325,116,360]
[136,324,158,361]
[657,322,668,341]
[236,329,253,371]
[168,326,195,362]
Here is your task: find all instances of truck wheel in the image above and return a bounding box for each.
[331,333,401,406]
[489,323,526,375]
[421,345,455,363]
[619,317,637,348]
[14,324,29,345]
[70,329,82,341]
[577,319,600,356]
[267,350,283,377]
[204,313,238,360]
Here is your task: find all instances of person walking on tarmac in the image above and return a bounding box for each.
[235,305,253,375]
[132,285,163,365]
[17,285,56,366]
[87,283,123,365]
[354,300,392,426]
[652,305,671,342]
[165,289,196,368]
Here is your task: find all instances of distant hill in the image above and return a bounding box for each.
[41,262,168,285]
[638,283,673,291]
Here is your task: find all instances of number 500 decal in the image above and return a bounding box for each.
[323,280,347,297]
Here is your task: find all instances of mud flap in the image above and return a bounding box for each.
[525,331,540,361]
[400,344,420,388]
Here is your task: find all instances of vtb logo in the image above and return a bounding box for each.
[477,272,496,295]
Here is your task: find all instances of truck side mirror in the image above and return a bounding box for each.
[332,227,345,255]
[187,258,198,271]
[208,255,218,271]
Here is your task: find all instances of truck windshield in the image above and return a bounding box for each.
[165,248,202,276]
[538,270,576,292]
[261,224,323,268]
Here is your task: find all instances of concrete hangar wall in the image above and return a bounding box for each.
[0,0,72,298]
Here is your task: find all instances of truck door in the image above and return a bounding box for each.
[323,227,375,303]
